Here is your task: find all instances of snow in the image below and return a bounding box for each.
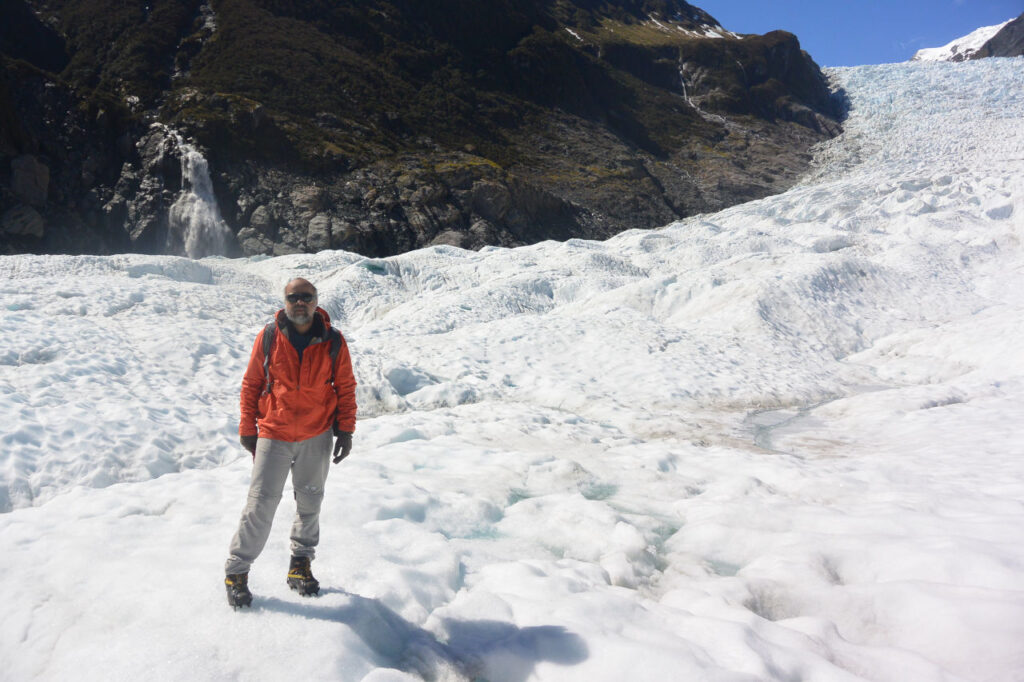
[2,58,1024,681]
[564,27,583,43]
[912,19,1013,62]
[700,25,740,40]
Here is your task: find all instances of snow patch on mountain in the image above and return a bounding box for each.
[912,18,1013,61]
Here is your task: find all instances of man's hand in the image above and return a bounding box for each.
[240,434,258,460]
[332,426,352,464]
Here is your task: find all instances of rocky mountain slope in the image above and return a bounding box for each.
[1,0,843,257]
[912,13,1024,63]
[970,13,1024,60]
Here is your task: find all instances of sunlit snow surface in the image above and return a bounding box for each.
[912,19,1013,62]
[2,59,1023,681]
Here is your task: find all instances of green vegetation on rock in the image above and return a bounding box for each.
[2,0,843,257]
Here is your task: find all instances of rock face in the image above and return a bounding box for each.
[1,0,844,257]
[10,154,49,206]
[0,15,133,254]
[972,13,1024,60]
[912,14,1024,63]
[2,204,45,237]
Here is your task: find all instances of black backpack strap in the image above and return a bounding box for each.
[261,322,276,395]
[327,328,344,384]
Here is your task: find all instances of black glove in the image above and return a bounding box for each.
[240,434,258,460]
[332,426,352,464]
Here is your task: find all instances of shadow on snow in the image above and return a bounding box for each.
[255,590,589,681]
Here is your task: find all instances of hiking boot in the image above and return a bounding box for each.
[225,573,252,608]
[286,555,320,596]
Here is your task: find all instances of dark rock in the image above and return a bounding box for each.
[315,112,343,129]
[469,219,501,246]
[972,13,1024,59]
[410,183,448,205]
[249,205,277,237]
[237,227,273,256]
[139,129,183,193]
[1,203,44,237]
[430,229,470,248]
[0,0,69,73]
[102,195,128,233]
[330,219,362,250]
[279,222,306,249]
[404,207,436,236]
[470,181,512,223]
[11,154,48,206]
[272,242,303,256]
[1,0,844,259]
[307,214,332,251]
[291,185,324,215]
[128,213,167,253]
[116,133,135,160]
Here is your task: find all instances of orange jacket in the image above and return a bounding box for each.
[239,307,357,441]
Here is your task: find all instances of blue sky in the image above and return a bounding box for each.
[695,1,1023,66]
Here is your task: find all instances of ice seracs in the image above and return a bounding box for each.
[0,56,1022,682]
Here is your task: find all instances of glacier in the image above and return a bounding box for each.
[0,58,1022,681]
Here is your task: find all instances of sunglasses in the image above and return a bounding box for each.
[285,292,315,303]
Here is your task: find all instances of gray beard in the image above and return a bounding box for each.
[285,309,313,326]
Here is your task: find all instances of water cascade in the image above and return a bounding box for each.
[164,128,233,259]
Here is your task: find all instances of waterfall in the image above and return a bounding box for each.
[678,57,697,109]
[164,128,233,259]
[677,58,733,129]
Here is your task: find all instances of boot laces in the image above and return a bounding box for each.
[226,573,248,589]
[289,557,313,579]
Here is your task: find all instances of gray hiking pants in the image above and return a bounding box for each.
[225,429,333,575]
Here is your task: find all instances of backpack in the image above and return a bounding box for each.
[261,321,344,396]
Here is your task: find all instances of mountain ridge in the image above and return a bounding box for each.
[1,0,843,257]
[912,13,1024,62]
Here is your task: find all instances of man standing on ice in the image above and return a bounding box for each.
[224,277,357,608]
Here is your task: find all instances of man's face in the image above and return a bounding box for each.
[284,281,317,326]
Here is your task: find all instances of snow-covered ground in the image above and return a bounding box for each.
[2,58,1023,681]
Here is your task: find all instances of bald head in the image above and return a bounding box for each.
[285,278,317,296]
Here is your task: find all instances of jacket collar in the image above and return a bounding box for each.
[275,307,330,342]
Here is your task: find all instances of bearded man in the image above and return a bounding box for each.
[223,278,357,608]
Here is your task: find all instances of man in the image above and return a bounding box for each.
[224,278,357,608]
